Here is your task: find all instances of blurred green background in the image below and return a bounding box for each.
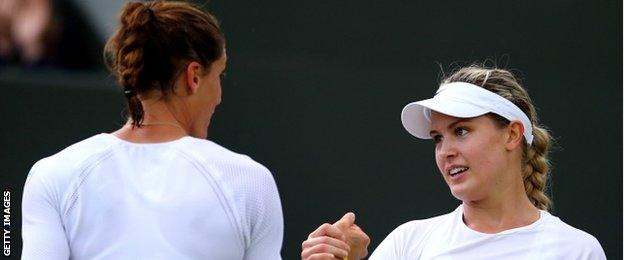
[1,0,621,259]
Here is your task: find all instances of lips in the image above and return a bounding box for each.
[447,166,469,177]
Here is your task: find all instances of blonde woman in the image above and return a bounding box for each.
[301,65,606,260]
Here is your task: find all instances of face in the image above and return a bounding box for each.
[188,52,227,138]
[200,52,227,113]
[429,112,511,202]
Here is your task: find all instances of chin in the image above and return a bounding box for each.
[188,126,208,139]
[449,188,465,201]
[450,189,488,204]
[448,184,478,202]
[188,117,211,139]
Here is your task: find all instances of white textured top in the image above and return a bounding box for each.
[370,205,606,260]
[22,134,283,260]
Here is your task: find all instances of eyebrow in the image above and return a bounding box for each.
[429,118,471,137]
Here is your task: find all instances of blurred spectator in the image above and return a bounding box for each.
[0,0,102,69]
[0,0,55,66]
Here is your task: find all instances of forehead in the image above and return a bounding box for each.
[218,52,227,65]
[431,110,501,130]
[211,52,227,69]
[429,111,496,133]
[430,111,465,127]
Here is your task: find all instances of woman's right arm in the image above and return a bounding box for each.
[21,162,70,260]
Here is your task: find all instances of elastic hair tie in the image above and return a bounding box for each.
[146,7,155,19]
[124,89,136,98]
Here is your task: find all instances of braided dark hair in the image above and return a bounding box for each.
[104,1,225,127]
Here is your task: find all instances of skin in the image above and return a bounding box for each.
[301,213,370,260]
[429,111,539,233]
[301,111,540,259]
[113,52,227,142]
[0,0,52,62]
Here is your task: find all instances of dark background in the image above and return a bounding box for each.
[1,0,621,259]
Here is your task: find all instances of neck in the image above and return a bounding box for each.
[112,98,194,143]
[462,168,540,233]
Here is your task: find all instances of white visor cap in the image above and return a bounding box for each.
[401,82,534,145]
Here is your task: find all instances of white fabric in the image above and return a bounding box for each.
[370,205,606,260]
[401,82,534,144]
[22,133,283,260]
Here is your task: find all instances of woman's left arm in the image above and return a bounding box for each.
[243,167,284,260]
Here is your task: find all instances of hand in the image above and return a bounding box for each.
[333,213,370,260]
[301,222,350,260]
[301,212,370,260]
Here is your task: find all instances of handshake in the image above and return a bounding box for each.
[301,213,371,260]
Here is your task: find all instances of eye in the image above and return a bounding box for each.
[455,127,468,137]
[432,134,442,144]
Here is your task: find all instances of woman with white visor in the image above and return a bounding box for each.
[300,65,606,260]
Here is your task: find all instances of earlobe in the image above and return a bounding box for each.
[185,61,202,95]
[506,121,524,150]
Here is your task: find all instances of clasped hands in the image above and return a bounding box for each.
[301,212,371,260]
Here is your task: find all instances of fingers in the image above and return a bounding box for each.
[351,224,371,245]
[302,213,365,260]
[301,242,349,259]
[333,212,355,230]
[309,223,346,241]
[302,222,350,260]
[302,235,350,253]
[338,222,371,260]
[301,252,343,260]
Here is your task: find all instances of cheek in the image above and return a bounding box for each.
[204,80,221,103]
[434,149,447,177]
[211,78,222,98]
[208,88,221,108]
[467,138,505,177]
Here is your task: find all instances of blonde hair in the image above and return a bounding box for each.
[442,64,552,210]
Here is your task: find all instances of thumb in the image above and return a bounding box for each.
[333,212,355,230]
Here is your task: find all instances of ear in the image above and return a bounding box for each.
[505,121,525,150]
[184,61,202,95]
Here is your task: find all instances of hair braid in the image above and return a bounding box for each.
[105,2,154,127]
[104,1,225,128]
[522,125,552,210]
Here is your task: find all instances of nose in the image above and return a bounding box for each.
[437,139,457,160]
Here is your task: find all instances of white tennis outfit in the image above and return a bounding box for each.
[22,134,283,260]
[369,205,606,260]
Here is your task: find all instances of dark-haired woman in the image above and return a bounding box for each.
[21,1,283,259]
